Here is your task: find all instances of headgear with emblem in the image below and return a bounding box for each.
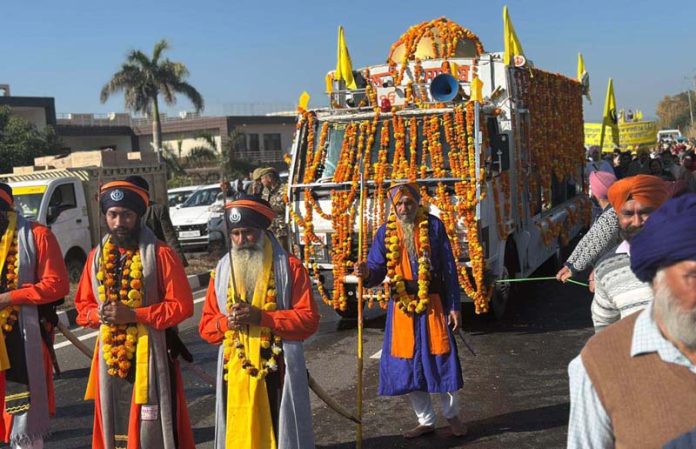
[225,194,275,230]
[0,183,14,212]
[99,179,150,217]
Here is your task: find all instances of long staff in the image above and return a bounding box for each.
[219,172,241,303]
[356,172,366,449]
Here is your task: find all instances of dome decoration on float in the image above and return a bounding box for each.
[387,17,485,65]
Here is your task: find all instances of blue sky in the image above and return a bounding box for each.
[3,0,695,121]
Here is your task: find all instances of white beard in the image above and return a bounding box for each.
[653,270,696,350]
[231,237,266,301]
[400,221,417,257]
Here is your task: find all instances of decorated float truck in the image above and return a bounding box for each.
[287,18,590,318]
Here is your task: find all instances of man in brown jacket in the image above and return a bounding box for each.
[567,194,696,449]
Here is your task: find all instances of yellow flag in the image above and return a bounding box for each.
[599,78,620,149]
[335,26,357,90]
[297,91,310,112]
[503,6,525,66]
[577,52,591,102]
[470,77,483,103]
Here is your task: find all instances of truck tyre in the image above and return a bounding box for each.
[66,252,86,284]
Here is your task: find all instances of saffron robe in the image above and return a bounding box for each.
[74,240,195,449]
[365,215,463,395]
[0,222,69,443]
[199,243,319,449]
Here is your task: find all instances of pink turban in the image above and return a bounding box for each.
[589,171,617,200]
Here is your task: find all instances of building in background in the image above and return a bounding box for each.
[1,84,296,166]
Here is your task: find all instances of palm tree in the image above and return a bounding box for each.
[100,39,204,156]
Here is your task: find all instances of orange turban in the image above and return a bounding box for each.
[607,174,670,213]
[387,182,421,204]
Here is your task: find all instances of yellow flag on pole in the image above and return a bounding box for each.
[577,52,591,102]
[470,77,483,103]
[503,6,525,66]
[335,26,357,90]
[599,78,619,150]
[297,91,310,112]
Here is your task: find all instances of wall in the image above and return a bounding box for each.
[60,135,134,152]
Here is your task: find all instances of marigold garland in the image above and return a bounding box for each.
[96,238,142,379]
[0,230,20,333]
[222,264,281,380]
[384,207,431,314]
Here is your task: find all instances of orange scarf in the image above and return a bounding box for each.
[390,220,450,359]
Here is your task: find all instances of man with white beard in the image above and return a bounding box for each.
[567,194,696,449]
[199,195,319,449]
[354,183,465,439]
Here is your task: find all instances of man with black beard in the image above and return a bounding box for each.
[74,178,196,449]
[0,183,69,449]
[199,195,319,449]
[567,194,696,449]
[590,175,670,331]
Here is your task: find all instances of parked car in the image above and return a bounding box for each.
[167,185,198,208]
[170,184,221,249]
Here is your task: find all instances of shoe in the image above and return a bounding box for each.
[403,424,435,439]
[447,416,468,437]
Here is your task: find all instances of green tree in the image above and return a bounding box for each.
[100,39,204,155]
[221,129,257,179]
[0,106,62,174]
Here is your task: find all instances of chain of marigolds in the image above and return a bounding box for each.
[387,18,485,86]
[222,267,282,380]
[96,238,143,378]
[0,230,20,333]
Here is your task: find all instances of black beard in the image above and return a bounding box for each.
[618,225,642,243]
[110,227,140,249]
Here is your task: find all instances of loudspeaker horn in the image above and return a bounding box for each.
[429,74,461,102]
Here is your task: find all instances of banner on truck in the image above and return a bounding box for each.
[584,121,657,151]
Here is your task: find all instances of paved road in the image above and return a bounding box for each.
[33,263,593,449]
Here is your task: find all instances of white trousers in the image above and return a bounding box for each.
[14,439,43,449]
[408,391,460,426]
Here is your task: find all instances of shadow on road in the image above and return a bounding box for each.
[317,403,569,449]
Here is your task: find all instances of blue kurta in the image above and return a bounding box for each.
[366,215,463,395]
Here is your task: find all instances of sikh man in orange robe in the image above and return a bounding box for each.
[199,195,319,449]
[74,178,195,449]
[0,182,69,449]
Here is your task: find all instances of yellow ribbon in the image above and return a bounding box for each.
[0,212,18,371]
[225,236,276,449]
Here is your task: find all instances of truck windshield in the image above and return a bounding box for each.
[181,187,221,207]
[319,117,452,179]
[14,193,44,220]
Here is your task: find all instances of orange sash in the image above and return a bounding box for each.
[390,221,451,359]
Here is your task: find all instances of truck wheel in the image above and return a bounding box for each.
[66,254,86,284]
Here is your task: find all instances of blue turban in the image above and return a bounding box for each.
[630,193,696,282]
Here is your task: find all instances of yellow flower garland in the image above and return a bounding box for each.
[384,207,431,314]
[222,265,282,380]
[97,238,142,378]
[0,231,20,333]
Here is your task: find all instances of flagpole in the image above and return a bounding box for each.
[599,78,613,151]
[356,172,366,449]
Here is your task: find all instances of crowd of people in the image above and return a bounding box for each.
[561,142,696,448]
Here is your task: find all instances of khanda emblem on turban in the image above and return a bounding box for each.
[229,208,241,224]
[109,189,124,202]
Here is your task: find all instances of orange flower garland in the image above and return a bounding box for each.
[0,230,20,333]
[96,238,142,378]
